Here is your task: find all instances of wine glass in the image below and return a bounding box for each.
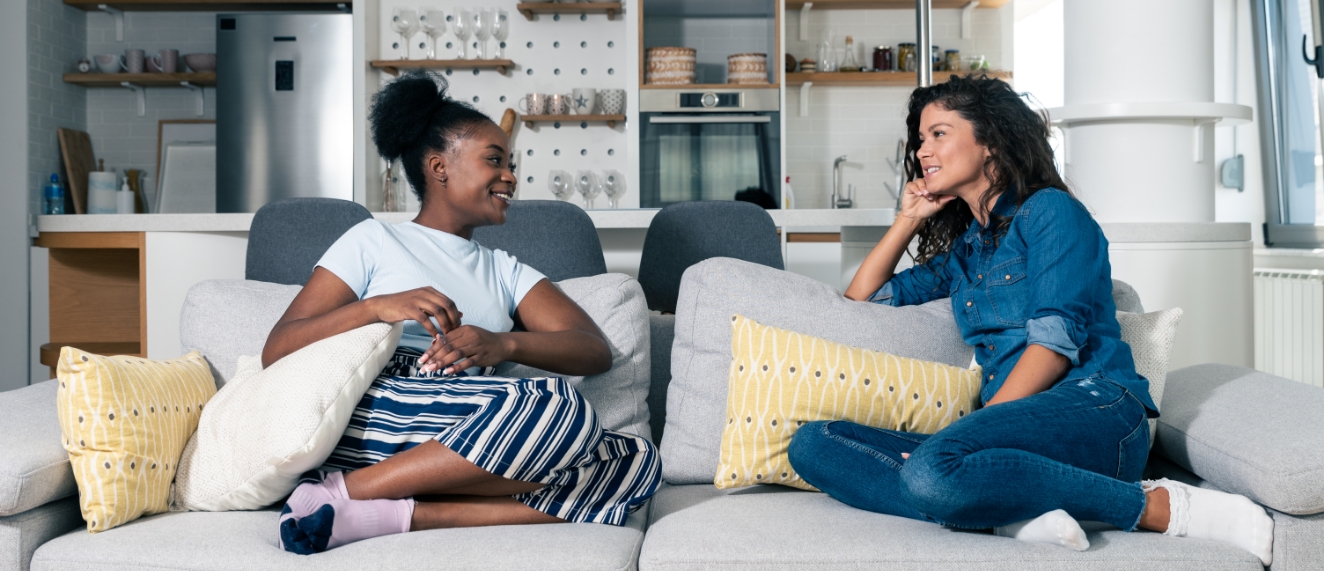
[453,9,471,59]
[493,9,510,59]
[601,170,627,208]
[390,8,417,59]
[575,170,601,209]
[475,9,495,60]
[548,170,573,201]
[419,8,445,60]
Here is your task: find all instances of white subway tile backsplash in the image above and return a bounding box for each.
[28,0,86,213]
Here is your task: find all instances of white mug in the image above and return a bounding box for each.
[598,89,625,114]
[94,54,123,73]
[571,88,597,115]
[518,93,549,115]
[547,93,572,115]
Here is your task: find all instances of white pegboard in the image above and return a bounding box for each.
[374,0,639,209]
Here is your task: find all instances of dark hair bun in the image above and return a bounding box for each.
[369,71,449,161]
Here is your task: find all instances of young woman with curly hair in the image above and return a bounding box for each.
[263,72,660,554]
[786,75,1274,565]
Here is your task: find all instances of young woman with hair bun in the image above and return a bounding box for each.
[786,75,1275,565]
[261,72,660,554]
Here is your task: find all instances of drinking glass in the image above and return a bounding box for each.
[493,9,510,59]
[601,170,626,208]
[575,170,601,209]
[548,170,573,201]
[476,9,495,60]
[390,8,417,58]
[454,9,471,59]
[419,8,445,59]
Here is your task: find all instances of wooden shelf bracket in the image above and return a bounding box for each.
[799,2,812,41]
[181,81,204,117]
[99,4,124,42]
[121,81,145,117]
[799,81,812,117]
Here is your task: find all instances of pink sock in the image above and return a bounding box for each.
[283,471,349,519]
[281,498,415,554]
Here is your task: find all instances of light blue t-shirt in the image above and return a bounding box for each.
[316,219,547,353]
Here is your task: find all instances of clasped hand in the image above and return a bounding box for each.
[367,286,510,375]
[898,178,957,222]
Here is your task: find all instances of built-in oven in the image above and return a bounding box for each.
[639,88,780,208]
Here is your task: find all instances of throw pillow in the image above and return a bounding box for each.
[56,348,217,532]
[716,315,982,490]
[663,258,974,485]
[1116,308,1183,448]
[493,273,653,439]
[173,322,402,512]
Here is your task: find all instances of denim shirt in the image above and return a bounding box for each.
[870,189,1158,416]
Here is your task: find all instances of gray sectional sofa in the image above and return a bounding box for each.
[3,257,1324,571]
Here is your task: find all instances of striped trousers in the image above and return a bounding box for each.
[323,348,661,525]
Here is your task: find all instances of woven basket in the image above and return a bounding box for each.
[727,53,768,84]
[646,47,697,85]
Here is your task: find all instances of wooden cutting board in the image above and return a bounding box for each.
[58,128,95,214]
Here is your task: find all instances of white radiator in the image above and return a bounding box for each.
[1253,269,1324,387]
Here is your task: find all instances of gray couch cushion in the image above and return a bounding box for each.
[180,280,301,387]
[495,274,653,439]
[661,258,974,484]
[1149,455,1324,571]
[646,314,675,445]
[640,484,1260,571]
[0,381,75,517]
[1112,279,1144,313]
[0,497,81,571]
[182,275,652,437]
[1158,364,1324,515]
[33,505,645,571]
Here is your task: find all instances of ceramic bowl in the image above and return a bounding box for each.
[183,53,217,73]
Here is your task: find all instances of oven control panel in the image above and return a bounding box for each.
[680,92,741,108]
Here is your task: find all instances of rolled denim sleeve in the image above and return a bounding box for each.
[1023,191,1101,365]
[867,253,952,307]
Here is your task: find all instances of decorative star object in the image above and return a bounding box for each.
[575,94,589,109]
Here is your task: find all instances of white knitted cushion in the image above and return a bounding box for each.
[1117,308,1183,449]
[173,322,402,511]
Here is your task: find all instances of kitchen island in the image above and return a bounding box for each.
[33,208,895,369]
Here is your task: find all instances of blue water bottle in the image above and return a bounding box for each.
[44,173,65,215]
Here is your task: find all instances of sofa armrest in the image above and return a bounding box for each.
[0,381,76,517]
[1156,364,1324,515]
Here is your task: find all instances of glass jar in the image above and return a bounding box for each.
[897,43,914,72]
[945,50,961,74]
[873,46,892,71]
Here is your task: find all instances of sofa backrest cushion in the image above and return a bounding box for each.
[1159,363,1324,515]
[180,274,652,438]
[660,258,975,485]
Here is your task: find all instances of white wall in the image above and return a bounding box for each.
[1,1,28,392]
[1213,0,1266,245]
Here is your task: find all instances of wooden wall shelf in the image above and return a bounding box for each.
[786,70,1011,86]
[522,114,626,128]
[639,83,781,90]
[371,59,513,76]
[785,0,1007,9]
[65,0,346,10]
[63,72,216,88]
[517,2,621,20]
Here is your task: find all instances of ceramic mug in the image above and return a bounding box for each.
[94,54,123,73]
[124,49,145,74]
[571,88,596,115]
[518,93,548,115]
[598,89,625,114]
[547,93,571,115]
[150,49,178,73]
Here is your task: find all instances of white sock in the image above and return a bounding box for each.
[1143,478,1274,566]
[995,509,1090,551]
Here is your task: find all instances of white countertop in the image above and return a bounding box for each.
[36,208,897,233]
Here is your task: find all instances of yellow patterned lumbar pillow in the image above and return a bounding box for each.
[56,347,216,532]
[716,314,982,491]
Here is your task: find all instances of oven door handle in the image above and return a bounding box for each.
[648,115,772,124]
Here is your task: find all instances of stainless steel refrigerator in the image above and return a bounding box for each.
[216,13,353,213]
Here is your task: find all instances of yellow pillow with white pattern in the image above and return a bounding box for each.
[56,347,216,532]
[716,314,982,491]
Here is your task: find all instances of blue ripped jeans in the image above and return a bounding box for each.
[786,376,1151,530]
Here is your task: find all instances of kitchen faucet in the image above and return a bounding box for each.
[832,155,854,209]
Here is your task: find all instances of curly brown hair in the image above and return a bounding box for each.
[905,74,1071,265]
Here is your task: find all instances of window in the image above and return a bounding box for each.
[1256,0,1324,246]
